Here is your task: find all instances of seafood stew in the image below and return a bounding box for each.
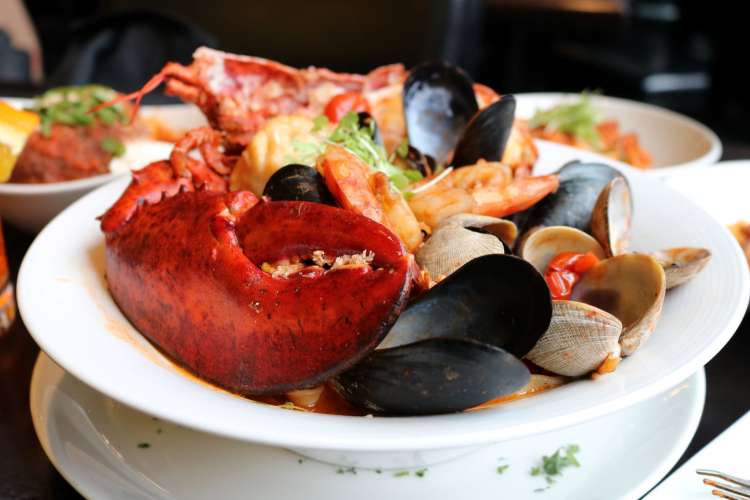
[97,48,710,416]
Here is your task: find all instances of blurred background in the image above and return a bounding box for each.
[0,0,746,148]
[1,1,748,495]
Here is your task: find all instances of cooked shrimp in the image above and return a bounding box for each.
[408,161,558,228]
[317,145,423,252]
[317,145,389,225]
[408,185,474,229]
[370,172,423,251]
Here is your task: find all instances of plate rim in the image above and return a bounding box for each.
[29,352,707,500]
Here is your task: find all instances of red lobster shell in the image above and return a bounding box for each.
[101,130,412,395]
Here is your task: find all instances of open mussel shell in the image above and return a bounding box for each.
[571,253,666,356]
[591,176,633,256]
[451,94,516,168]
[262,164,335,205]
[652,247,712,289]
[519,226,606,274]
[403,61,479,165]
[331,338,530,415]
[333,254,551,414]
[513,162,626,242]
[526,301,622,377]
[416,214,517,279]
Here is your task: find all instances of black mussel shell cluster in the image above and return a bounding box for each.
[403,61,516,168]
[332,254,552,415]
[511,161,631,248]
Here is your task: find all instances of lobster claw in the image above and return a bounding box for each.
[104,192,413,395]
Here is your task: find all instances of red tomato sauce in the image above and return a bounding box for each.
[544,251,600,300]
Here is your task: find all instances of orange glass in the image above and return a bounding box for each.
[0,220,15,333]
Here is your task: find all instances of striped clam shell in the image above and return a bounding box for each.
[526,301,622,377]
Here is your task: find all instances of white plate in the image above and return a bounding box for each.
[663,161,750,224]
[30,352,705,500]
[17,140,747,466]
[0,97,202,232]
[515,92,722,173]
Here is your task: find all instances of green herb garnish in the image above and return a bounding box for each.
[497,464,510,474]
[101,137,125,157]
[328,111,422,192]
[415,468,428,478]
[336,467,357,475]
[529,444,581,488]
[137,442,150,449]
[312,115,329,132]
[530,93,601,149]
[31,85,128,137]
[393,470,409,477]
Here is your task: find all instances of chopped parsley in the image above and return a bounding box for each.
[31,85,129,137]
[415,468,428,478]
[497,464,510,475]
[101,137,125,157]
[393,470,410,477]
[529,444,581,488]
[530,93,601,149]
[336,467,357,475]
[137,442,150,449]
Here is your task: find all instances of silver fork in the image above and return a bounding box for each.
[697,469,750,499]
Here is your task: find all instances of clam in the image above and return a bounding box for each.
[332,254,552,414]
[652,247,712,289]
[262,164,335,205]
[591,176,633,256]
[519,226,606,274]
[403,62,478,165]
[526,301,622,377]
[452,95,516,168]
[416,214,517,279]
[513,162,626,242]
[571,253,666,356]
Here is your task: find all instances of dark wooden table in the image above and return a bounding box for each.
[1,148,749,499]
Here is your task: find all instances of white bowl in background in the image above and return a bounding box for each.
[0,98,204,232]
[17,141,748,469]
[515,92,722,174]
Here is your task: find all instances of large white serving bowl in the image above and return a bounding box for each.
[0,98,202,232]
[515,93,722,174]
[17,141,748,468]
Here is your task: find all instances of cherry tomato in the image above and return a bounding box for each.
[324,92,370,123]
[544,251,600,300]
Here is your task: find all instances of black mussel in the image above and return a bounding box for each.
[512,162,626,246]
[332,254,552,415]
[357,112,382,146]
[403,61,479,165]
[262,164,335,205]
[393,145,436,177]
[452,94,516,168]
[332,338,530,415]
